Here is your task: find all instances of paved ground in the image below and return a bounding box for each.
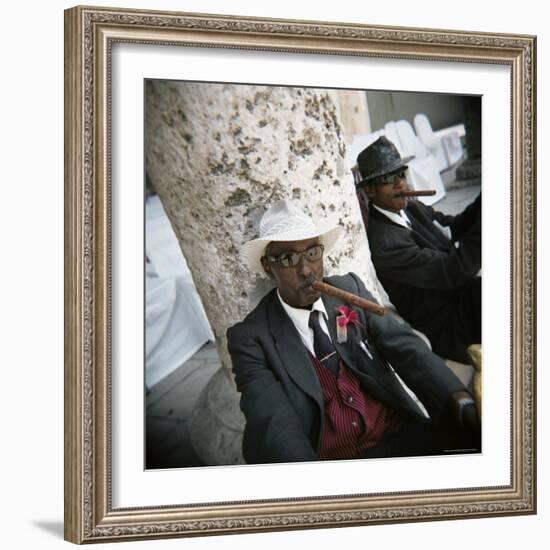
[146,341,220,468]
[436,184,480,216]
[145,184,481,469]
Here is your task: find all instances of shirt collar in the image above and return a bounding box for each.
[372,203,411,229]
[277,289,328,328]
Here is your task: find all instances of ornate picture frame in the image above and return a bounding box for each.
[64,5,536,543]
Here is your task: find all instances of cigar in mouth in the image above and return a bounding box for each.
[312,281,385,316]
[401,190,437,197]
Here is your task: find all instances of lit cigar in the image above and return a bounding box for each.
[312,281,385,316]
[402,190,436,197]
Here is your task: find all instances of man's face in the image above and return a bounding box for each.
[261,237,324,309]
[365,170,409,213]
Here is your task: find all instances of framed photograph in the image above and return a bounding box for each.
[64,5,536,544]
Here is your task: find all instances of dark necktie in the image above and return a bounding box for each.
[308,310,339,376]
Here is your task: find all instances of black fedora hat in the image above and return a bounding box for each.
[356,135,414,186]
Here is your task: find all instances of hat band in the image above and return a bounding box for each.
[357,156,412,186]
[261,218,316,239]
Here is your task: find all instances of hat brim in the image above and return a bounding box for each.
[242,223,344,275]
[356,155,414,186]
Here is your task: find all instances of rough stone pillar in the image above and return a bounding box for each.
[145,81,386,372]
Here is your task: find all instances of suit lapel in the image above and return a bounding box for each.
[322,290,365,376]
[406,204,452,250]
[369,203,450,252]
[268,295,324,411]
[322,286,384,389]
[408,215,449,250]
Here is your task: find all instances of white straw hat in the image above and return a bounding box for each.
[242,200,344,275]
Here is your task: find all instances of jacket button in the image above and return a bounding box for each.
[347,396,353,404]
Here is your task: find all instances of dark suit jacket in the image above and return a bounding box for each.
[227,273,465,464]
[366,196,481,361]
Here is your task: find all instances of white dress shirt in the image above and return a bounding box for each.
[277,290,332,355]
[373,203,453,240]
[372,203,412,228]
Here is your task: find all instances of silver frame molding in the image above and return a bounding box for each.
[64,5,536,544]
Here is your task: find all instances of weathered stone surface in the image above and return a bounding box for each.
[189,367,245,465]
[145,81,387,376]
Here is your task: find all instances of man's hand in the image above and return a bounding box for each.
[450,390,480,434]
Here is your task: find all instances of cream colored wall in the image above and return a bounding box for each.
[336,90,371,145]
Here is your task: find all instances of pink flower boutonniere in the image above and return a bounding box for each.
[335,305,363,343]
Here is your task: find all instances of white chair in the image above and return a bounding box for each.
[414,113,449,172]
[145,195,215,388]
[433,123,465,166]
[395,119,446,205]
[441,132,464,166]
[383,121,403,155]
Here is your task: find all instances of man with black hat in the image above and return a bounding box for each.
[355,136,481,365]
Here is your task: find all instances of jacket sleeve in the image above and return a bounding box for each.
[448,193,481,241]
[227,324,318,464]
[420,193,481,241]
[372,223,480,291]
[348,273,466,421]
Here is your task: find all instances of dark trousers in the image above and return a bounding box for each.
[431,276,482,364]
[363,418,480,459]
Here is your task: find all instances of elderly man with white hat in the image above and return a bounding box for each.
[227,200,479,464]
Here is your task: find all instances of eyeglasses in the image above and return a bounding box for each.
[264,244,325,268]
[370,169,408,186]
